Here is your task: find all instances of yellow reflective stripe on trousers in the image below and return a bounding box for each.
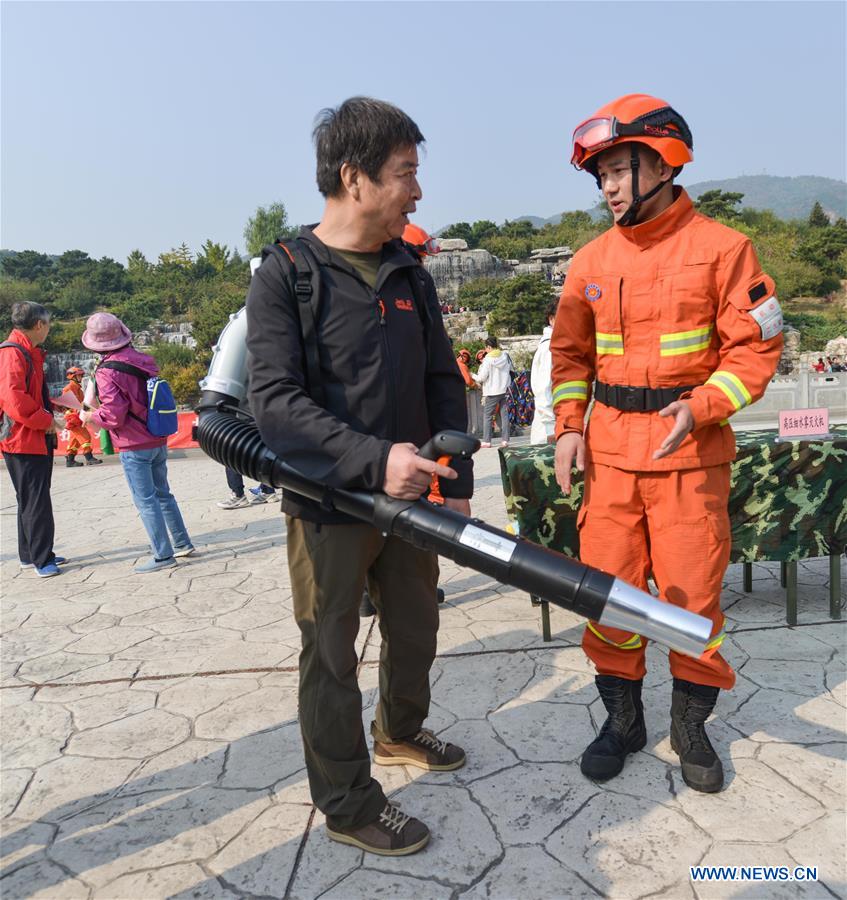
[595,332,624,355]
[659,325,713,357]
[552,380,589,404]
[587,621,643,650]
[705,370,752,410]
[703,618,727,654]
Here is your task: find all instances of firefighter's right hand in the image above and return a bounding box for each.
[555,431,585,495]
[384,442,457,500]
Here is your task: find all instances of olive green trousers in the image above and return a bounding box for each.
[286,516,439,829]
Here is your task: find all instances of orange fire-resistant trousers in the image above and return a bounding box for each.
[65,426,93,456]
[579,462,735,690]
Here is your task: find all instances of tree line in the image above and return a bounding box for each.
[2,195,845,405]
[445,194,847,348]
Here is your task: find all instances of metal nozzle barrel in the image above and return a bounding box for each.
[600,579,713,657]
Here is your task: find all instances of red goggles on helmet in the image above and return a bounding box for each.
[415,236,440,256]
[570,108,692,167]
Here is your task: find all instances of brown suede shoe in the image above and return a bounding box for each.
[373,726,466,771]
[326,802,430,856]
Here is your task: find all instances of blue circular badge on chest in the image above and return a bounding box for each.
[585,283,602,302]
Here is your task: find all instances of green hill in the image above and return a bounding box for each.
[511,176,846,228]
[684,175,846,221]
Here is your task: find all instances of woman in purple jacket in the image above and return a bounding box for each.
[80,313,195,573]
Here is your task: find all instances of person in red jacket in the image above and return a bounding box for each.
[552,94,783,793]
[0,302,66,577]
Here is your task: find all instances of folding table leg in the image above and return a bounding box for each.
[541,601,551,642]
[786,561,798,625]
[831,554,843,620]
[742,562,752,593]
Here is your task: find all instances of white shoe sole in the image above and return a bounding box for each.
[326,827,429,856]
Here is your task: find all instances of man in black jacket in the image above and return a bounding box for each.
[246,97,473,857]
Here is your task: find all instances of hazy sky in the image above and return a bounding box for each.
[2,1,845,262]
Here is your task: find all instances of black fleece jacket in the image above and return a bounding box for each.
[246,227,473,524]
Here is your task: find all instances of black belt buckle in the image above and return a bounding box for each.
[621,386,645,412]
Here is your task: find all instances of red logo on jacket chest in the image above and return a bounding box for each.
[394,298,414,312]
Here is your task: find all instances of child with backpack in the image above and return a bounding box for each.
[79,313,195,573]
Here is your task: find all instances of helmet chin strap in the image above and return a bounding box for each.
[618,144,672,227]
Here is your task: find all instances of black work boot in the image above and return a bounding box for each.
[65,455,82,468]
[83,452,102,465]
[670,678,724,793]
[580,675,647,781]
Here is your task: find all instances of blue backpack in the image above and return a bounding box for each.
[99,361,179,437]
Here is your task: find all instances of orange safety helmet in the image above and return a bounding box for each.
[571,93,693,175]
[403,223,440,257]
[66,366,85,379]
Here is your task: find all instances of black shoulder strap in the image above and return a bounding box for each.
[97,359,149,425]
[269,239,326,408]
[0,342,34,391]
[99,360,150,380]
[406,264,433,342]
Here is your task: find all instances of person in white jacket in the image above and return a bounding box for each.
[529,299,559,444]
[472,336,513,447]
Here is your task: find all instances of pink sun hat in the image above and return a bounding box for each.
[81,312,133,352]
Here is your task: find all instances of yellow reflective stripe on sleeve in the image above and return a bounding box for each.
[595,332,624,355]
[587,621,643,650]
[659,325,713,357]
[705,370,753,411]
[552,380,589,404]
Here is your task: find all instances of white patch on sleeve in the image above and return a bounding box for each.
[748,296,783,340]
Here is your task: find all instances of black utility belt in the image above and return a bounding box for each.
[594,381,699,413]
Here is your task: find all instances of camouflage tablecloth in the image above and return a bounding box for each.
[499,427,847,563]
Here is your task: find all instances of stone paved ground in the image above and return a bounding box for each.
[1,444,845,899]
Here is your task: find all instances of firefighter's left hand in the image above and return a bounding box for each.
[79,410,93,424]
[444,497,471,516]
[654,401,694,459]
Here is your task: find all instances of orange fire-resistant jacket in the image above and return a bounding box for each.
[551,188,783,471]
[62,380,85,426]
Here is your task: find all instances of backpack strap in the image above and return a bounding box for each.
[99,360,150,380]
[406,262,433,345]
[0,342,34,392]
[97,360,149,424]
[268,239,326,408]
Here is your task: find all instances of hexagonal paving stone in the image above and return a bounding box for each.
[461,846,592,899]
[545,792,709,897]
[13,755,138,823]
[93,862,239,899]
[673,757,824,843]
[726,688,846,744]
[471,761,598,845]
[67,708,191,759]
[2,700,72,768]
[492,699,595,764]
[207,802,312,896]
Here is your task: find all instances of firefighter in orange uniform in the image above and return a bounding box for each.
[62,367,102,467]
[551,95,783,792]
[455,349,476,389]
